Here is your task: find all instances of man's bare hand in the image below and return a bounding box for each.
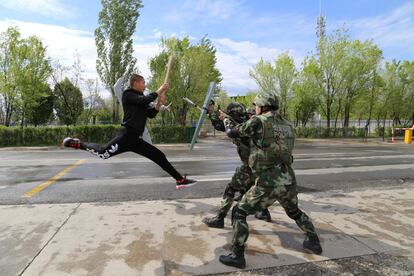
[158,94,166,104]
[219,110,226,121]
[157,83,169,95]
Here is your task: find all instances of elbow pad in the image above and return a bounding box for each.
[226,128,240,138]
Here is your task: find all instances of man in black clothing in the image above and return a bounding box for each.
[63,74,197,189]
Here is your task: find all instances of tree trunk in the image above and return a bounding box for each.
[295,109,299,127]
[5,105,12,127]
[326,102,331,137]
[334,99,342,137]
[343,100,351,128]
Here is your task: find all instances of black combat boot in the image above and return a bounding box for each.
[303,233,322,255]
[219,245,246,269]
[254,208,271,222]
[202,214,225,228]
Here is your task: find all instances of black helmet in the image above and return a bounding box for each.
[227,102,248,123]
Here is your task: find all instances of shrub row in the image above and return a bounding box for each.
[1,125,406,147]
[295,126,366,138]
[0,125,195,147]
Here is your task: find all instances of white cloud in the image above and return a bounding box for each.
[214,38,302,95]
[0,0,76,19]
[341,2,414,53]
[133,43,162,79]
[0,19,96,77]
[0,20,161,98]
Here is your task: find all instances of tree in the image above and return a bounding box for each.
[148,37,221,126]
[353,71,384,127]
[341,40,382,131]
[0,27,52,127]
[249,59,277,95]
[249,52,296,118]
[95,0,143,123]
[0,27,22,126]
[83,78,105,124]
[16,36,52,127]
[316,29,350,135]
[26,84,54,126]
[381,60,414,127]
[233,91,257,110]
[398,61,414,126]
[274,53,296,117]
[291,57,321,127]
[54,78,84,125]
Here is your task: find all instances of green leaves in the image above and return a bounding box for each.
[53,78,84,125]
[0,27,52,127]
[148,37,222,126]
[249,52,296,118]
[95,0,143,123]
[248,27,414,133]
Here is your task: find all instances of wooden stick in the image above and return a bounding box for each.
[164,55,174,84]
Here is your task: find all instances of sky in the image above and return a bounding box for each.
[0,0,413,97]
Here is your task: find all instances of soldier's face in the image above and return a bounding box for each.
[255,106,261,115]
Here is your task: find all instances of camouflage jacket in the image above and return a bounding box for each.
[223,118,250,165]
[208,111,225,132]
[226,111,295,174]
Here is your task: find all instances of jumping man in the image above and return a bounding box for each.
[62,74,197,189]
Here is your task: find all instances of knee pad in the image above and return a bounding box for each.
[286,208,303,220]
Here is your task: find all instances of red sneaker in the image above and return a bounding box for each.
[62,137,81,149]
[176,176,197,190]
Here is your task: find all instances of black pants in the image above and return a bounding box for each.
[80,127,183,180]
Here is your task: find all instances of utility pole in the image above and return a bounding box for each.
[316,0,326,39]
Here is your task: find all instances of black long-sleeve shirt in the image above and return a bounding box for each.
[121,89,159,135]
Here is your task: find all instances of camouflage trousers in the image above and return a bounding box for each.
[218,164,254,217]
[232,165,317,247]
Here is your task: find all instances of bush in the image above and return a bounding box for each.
[149,125,194,143]
[375,126,406,137]
[0,125,193,147]
[295,126,366,138]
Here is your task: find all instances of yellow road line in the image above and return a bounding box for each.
[23,159,86,198]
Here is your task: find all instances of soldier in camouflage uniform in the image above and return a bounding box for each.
[219,93,322,269]
[203,101,271,228]
[207,100,225,132]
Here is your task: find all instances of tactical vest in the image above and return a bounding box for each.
[249,111,295,172]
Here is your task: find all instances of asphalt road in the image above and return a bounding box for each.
[0,137,413,205]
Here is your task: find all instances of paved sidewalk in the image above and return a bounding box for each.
[1,185,413,276]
